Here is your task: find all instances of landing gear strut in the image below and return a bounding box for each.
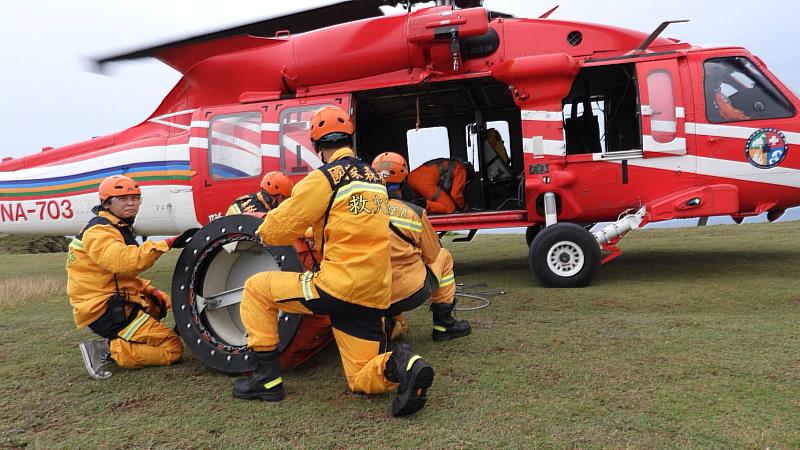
[528,204,647,287]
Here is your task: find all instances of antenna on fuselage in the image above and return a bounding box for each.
[631,20,689,53]
[539,5,559,19]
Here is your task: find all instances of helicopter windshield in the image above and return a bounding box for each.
[703,57,795,123]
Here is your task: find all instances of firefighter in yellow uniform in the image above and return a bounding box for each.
[67,175,197,379]
[234,106,435,417]
[226,171,294,216]
[372,152,471,341]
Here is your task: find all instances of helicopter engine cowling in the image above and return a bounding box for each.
[178,7,491,106]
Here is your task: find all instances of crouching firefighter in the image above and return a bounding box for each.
[234,106,435,417]
[66,175,198,379]
[407,158,471,214]
[372,152,471,341]
[225,171,320,272]
[226,171,294,216]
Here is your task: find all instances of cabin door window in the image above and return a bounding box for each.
[208,112,263,179]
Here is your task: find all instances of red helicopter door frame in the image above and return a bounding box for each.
[190,104,271,224]
[637,58,688,158]
[189,95,352,224]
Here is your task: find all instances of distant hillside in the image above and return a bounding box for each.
[0,234,68,254]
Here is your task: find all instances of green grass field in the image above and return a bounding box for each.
[1,222,799,449]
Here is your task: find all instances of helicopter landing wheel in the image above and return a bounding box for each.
[525,224,543,247]
[529,223,601,288]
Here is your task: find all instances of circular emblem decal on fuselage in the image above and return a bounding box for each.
[745,128,788,169]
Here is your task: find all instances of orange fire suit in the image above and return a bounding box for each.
[240,147,398,394]
[385,198,456,338]
[66,210,183,369]
[407,159,468,214]
[715,91,750,121]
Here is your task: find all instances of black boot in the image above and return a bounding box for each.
[232,351,285,401]
[431,302,471,341]
[384,343,434,417]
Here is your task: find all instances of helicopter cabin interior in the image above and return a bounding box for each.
[352,77,524,215]
[561,63,641,157]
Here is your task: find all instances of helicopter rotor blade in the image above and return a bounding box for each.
[93,0,388,68]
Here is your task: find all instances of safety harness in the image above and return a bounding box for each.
[423,158,461,201]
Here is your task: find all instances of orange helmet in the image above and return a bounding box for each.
[309,106,354,143]
[98,175,141,202]
[372,152,409,184]
[260,171,294,197]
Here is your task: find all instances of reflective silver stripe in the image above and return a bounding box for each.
[263,377,283,389]
[120,312,148,341]
[389,217,422,232]
[302,272,315,301]
[406,355,422,371]
[69,238,84,250]
[439,273,455,287]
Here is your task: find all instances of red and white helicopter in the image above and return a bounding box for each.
[1,0,798,292]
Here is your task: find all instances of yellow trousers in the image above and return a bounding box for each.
[391,248,457,338]
[110,310,183,369]
[240,271,398,394]
[429,248,456,305]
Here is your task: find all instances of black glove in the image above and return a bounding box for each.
[412,197,428,209]
[148,288,169,320]
[149,294,167,320]
[168,227,200,249]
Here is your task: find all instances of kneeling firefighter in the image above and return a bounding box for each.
[234,106,435,417]
[372,152,471,341]
[66,175,198,379]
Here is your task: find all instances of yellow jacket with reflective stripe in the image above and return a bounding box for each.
[387,198,442,301]
[258,148,392,309]
[66,210,171,328]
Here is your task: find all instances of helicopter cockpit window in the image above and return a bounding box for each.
[278,106,324,174]
[208,112,262,180]
[704,57,795,123]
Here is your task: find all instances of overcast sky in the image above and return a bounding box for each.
[1,0,798,158]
